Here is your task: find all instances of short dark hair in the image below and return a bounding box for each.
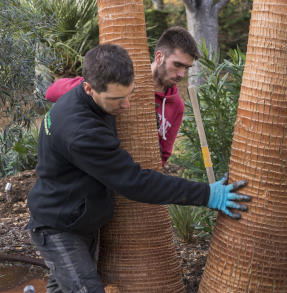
[82,44,134,93]
[155,26,200,60]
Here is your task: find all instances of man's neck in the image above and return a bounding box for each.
[154,84,165,93]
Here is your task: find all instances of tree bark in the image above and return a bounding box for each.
[198,1,287,292]
[97,1,185,292]
[183,0,229,86]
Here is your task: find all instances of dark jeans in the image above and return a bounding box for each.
[30,228,105,293]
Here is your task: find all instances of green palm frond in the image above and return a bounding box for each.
[20,0,99,75]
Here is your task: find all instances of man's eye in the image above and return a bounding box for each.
[174,62,189,69]
[109,97,122,100]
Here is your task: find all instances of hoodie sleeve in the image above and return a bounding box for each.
[69,124,210,207]
[160,99,184,166]
[46,76,84,102]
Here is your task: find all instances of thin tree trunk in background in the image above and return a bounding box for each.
[183,0,230,86]
[184,0,223,56]
[198,1,287,292]
[97,1,185,292]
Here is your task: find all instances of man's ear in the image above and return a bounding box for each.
[83,82,93,95]
[154,50,164,66]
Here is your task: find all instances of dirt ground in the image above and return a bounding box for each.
[0,165,210,293]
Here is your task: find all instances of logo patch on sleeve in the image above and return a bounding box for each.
[44,107,53,135]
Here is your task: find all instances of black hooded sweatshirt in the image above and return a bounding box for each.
[27,83,210,235]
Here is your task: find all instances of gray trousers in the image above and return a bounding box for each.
[30,228,105,293]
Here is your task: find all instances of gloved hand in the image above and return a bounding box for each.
[208,173,251,219]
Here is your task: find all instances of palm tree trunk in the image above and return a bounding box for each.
[97,1,185,292]
[198,1,287,292]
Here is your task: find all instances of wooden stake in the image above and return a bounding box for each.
[188,86,215,183]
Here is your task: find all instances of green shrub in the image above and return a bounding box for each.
[0,126,39,177]
[20,0,99,76]
[169,205,215,242]
[0,0,57,128]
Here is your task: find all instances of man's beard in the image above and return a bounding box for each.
[155,60,173,89]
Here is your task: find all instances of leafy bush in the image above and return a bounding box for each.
[0,0,56,128]
[0,126,39,177]
[20,0,99,76]
[169,205,215,242]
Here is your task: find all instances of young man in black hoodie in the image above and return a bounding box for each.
[26,44,251,293]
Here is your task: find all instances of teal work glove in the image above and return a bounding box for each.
[208,173,251,219]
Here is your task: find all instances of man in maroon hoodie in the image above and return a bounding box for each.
[46,26,200,166]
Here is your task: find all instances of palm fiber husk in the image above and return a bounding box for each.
[97,1,185,292]
[198,1,287,292]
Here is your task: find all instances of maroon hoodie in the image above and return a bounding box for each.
[46,77,184,166]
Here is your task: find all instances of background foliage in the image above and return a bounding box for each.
[0,126,39,177]
[0,0,56,128]
[218,0,252,59]
[169,205,216,242]
[22,0,99,76]
[145,9,169,59]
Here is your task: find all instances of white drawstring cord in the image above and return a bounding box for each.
[162,97,167,141]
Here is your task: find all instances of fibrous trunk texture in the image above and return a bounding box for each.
[198,1,287,292]
[97,1,185,292]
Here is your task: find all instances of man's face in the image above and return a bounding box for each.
[84,82,134,116]
[155,48,194,89]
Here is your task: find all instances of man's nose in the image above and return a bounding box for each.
[177,68,186,78]
[120,97,130,109]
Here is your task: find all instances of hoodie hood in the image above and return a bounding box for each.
[155,85,179,102]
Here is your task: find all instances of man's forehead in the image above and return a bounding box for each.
[105,82,134,96]
[167,48,194,66]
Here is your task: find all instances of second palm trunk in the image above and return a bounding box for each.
[198,1,287,292]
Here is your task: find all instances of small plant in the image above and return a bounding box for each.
[0,126,39,177]
[169,205,216,243]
